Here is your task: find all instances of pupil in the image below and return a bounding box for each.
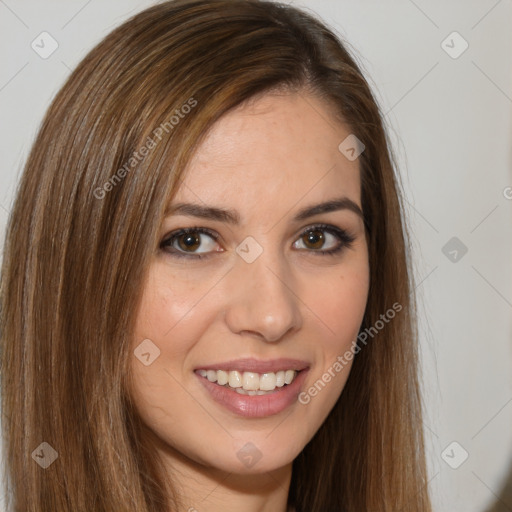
[306,230,324,249]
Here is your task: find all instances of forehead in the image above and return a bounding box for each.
[175,91,362,219]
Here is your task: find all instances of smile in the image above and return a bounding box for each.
[195,369,298,395]
[194,358,310,418]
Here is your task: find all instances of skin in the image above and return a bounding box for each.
[129,90,370,512]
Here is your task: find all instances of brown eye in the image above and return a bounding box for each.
[177,232,201,252]
[160,228,220,258]
[292,224,356,255]
[302,229,325,250]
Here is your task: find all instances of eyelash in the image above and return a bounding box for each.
[159,223,356,260]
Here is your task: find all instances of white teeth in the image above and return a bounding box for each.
[259,372,276,391]
[284,370,295,385]
[217,369,229,386]
[196,368,299,392]
[242,372,260,391]
[228,370,242,388]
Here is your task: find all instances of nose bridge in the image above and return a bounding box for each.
[224,242,302,342]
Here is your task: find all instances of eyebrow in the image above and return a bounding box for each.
[165,196,364,224]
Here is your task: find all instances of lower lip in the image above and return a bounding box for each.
[195,369,309,418]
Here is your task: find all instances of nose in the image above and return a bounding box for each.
[223,249,303,343]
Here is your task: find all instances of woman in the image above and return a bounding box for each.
[0,0,432,510]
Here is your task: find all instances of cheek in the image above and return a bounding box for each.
[294,259,369,415]
[129,266,209,412]
[133,263,213,352]
[128,268,213,447]
[312,263,369,352]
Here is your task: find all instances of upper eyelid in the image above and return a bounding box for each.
[162,226,219,242]
[162,223,346,238]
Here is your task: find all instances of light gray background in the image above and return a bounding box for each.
[0,1,511,511]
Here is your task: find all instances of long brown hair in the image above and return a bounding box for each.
[0,1,432,510]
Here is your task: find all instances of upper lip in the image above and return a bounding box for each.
[195,358,310,374]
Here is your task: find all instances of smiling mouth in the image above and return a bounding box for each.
[195,369,300,395]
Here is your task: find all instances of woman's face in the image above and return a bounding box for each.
[130,91,369,475]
